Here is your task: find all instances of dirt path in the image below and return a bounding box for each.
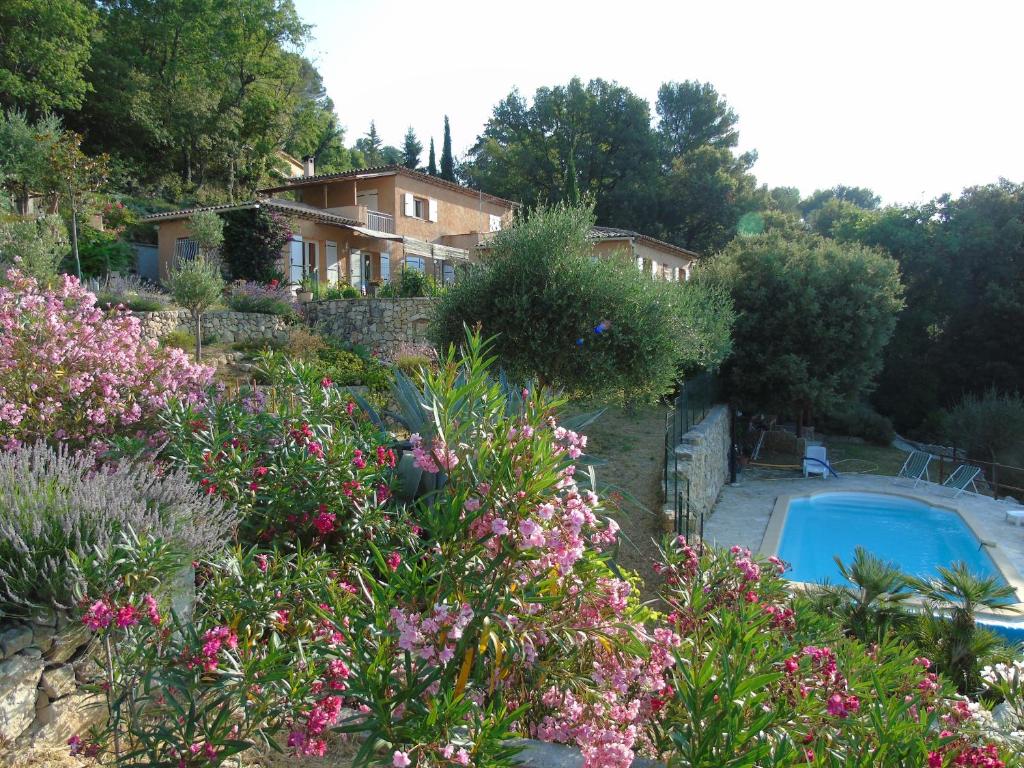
[576,405,668,598]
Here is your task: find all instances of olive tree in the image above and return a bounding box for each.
[165,256,224,362]
[430,204,732,403]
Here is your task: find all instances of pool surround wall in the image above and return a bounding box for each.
[759,489,1024,622]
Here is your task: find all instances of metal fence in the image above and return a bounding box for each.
[900,437,1024,499]
[664,373,717,537]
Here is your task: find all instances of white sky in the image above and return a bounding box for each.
[295,0,1023,206]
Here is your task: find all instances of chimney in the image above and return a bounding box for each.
[303,156,315,177]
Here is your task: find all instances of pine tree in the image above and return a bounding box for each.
[440,115,455,181]
[355,121,384,166]
[427,138,437,176]
[402,126,422,169]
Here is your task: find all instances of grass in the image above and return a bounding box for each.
[824,439,908,476]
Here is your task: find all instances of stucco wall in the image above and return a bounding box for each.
[663,404,731,531]
[134,309,292,344]
[305,297,437,348]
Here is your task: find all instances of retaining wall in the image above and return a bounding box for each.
[304,297,438,347]
[134,309,292,345]
[663,404,731,530]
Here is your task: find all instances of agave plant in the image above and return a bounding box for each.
[807,547,913,643]
[908,562,1019,693]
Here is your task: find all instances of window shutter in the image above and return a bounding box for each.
[488,214,502,232]
[289,237,304,284]
[349,249,362,287]
[380,252,390,282]
[403,193,415,217]
[428,198,438,222]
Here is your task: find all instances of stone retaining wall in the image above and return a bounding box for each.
[304,297,438,347]
[663,404,731,530]
[134,309,291,345]
[0,613,103,752]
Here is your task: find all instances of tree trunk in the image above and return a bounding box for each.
[69,188,82,280]
[194,312,202,363]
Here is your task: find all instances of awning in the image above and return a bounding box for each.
[346,225,403,241]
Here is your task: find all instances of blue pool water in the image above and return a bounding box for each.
[778,492,1009,588]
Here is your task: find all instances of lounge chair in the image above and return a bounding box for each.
[803,445,830,479]
[942,464,981,498]
[894,450,933,487]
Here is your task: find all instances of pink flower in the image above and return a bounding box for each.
[352,449,366,469]
[254,554,270,572]
[454,748,470,765]
[307,441,324,459]
[518,518,545,548]
[393,751,411,767]
[115,604,139,628]
[83,600,114,630]
[386,552,402,571]
[346,400,356,415]
[313,511,336,535]
[142,594,162,626]
[491,518,509,536]
[320,377,333,388]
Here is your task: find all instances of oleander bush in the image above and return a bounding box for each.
[0,442,235,614]
[0,269,212,448]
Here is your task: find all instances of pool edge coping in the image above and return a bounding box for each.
[757,487,1024,624]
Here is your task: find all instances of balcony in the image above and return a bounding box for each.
[366,209,395,234]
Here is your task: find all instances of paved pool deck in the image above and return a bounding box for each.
[704,469,1024,580]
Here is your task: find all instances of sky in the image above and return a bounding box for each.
[294,0,1024,206]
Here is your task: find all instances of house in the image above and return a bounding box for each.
[145,162,517,290]
[588,226,698,281]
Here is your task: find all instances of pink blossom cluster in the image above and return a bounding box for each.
[182,625,238,672]
[0,270,211,447]
[82,593,161,631]
[410,433,460,473]
[391,602,474,664]
[288,694,344,757]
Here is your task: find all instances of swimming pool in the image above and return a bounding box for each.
[773,492,1011,589]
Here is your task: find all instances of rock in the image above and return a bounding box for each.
[992,701,1021,730]
[20,647,42,660]
[34,690,48,711]
[40,665,76,699]
[72,656,101,685]
[44,623,91,664]
[0,625,33,659]
[0,653,44,741]
[32,626,55,654]
[15,692,105,749]
[31,608,57,629]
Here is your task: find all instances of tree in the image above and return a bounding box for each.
[356,122,384,166]
[189,210,225,262]
[700,229,903,427]
[462,79,661,234]
[381,145,403,165]
[221,208,292,282]
[0,0,97,116]
[656,81,739,157]
[45,130,110,279]
[0,110,61,214]
[800,185,880,220]
[941,389,1024,464]
[0,215,68,286]
[440,115,455,181]
[427,138,437,176]
[402,127,422,169]
[768,187,802,217]
[430,204,732,403]
[166,256,225,362]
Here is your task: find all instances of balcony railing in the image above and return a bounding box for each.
[366,210,395,234]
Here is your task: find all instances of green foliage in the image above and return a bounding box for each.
[355,121,384,165]
[819,402,896,445]
[188,210,224,257]
[97,293,165,312]
[427,137,437,175]
[801,185,881,220]
[656,80,739,156]
[0,110,62,214]
[165,256,225,361]
[431,204,732,403]
[377,268,441,298]
[701,229,903,422]
[401,126,422,169]
[70,224,133,278]
[940,389,1024,464]
[0,214,67,285]
[440,114,455,181]
[0,0,97,115]
[319,282,361,300]
[221,208,293,282]
[160,329,217,351]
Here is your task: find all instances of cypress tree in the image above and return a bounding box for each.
[427,138,437,176]
[440,115,455,181]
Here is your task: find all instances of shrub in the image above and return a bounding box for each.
[431,204,732,403]
[160,329,217,352]
[821,402,896,445]
[70,224,134,278]
[319,283,361,300]
[378,268,441,298]
[0,270,212,448]
[92,273,170,312]
[226,278,296,317]
[0,214,67,285]
[941,388,1024,463]
[221,208,293,282]
[0,442,235,613]
[284,325,327,359]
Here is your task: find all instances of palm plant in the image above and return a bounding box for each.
[908,562,1019,693]
[807,547,913,643]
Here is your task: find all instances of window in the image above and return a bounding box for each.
[174,237,199,263]
[404,256,425,273]
[402,193,438,222]
[306,241,318,279]
[442,263,455,285]
[380,252,391,282]
[413,198,426,219]
[489,214,502,232]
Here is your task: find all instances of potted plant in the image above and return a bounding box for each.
[297,277,314,302]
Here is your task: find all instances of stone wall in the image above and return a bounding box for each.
[663,404,731,531]
[134,309,291,345]
[304,297,438,347]
[0,613,103,752]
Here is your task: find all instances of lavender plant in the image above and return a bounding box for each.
[0,442,237,614]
